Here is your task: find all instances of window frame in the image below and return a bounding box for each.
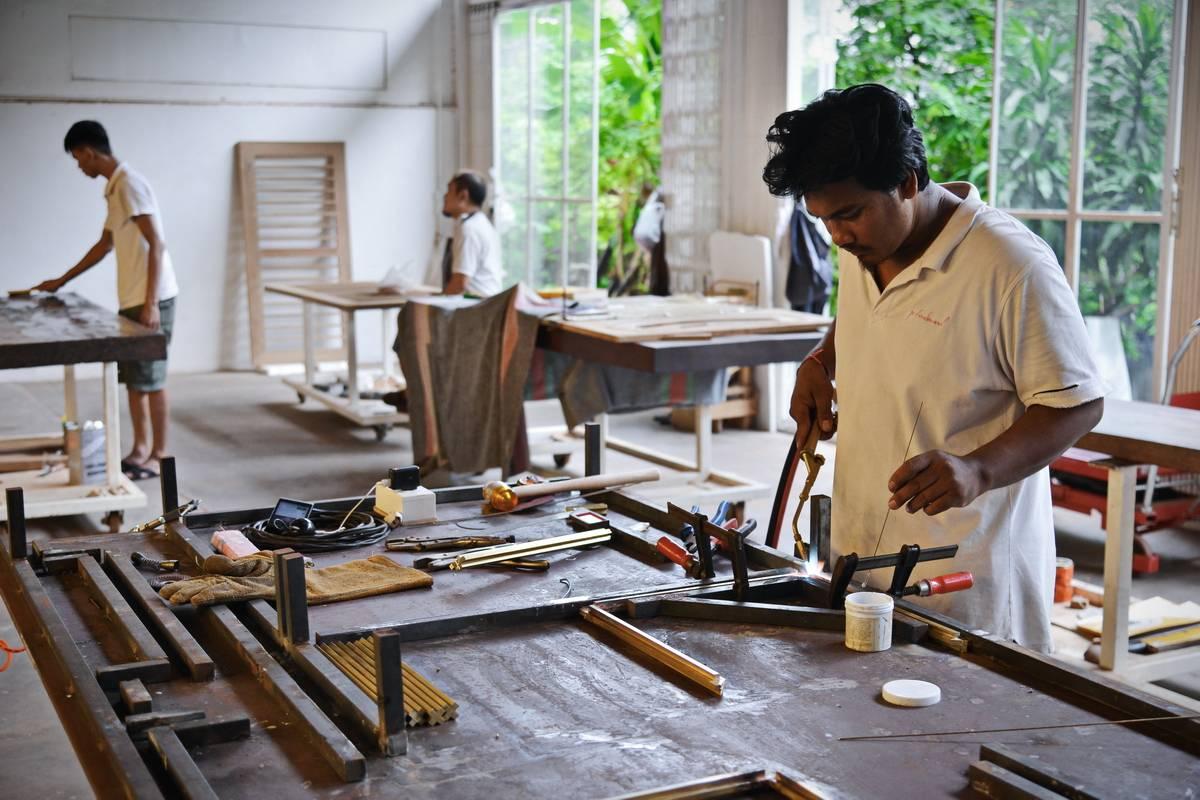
[492,0,600,289]
[987,0,1188,399]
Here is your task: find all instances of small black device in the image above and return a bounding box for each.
[389,465,421,491]
[267,498,314,533]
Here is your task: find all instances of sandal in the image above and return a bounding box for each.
[122,461,159,480]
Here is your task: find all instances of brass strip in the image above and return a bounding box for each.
[580,606,724,696]
[449,530,612,570]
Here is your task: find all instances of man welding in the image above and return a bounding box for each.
[763,84,1104,652]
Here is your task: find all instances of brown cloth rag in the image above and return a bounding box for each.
[159,553,432,607]
[395,286,539,474]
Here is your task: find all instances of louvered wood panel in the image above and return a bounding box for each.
[236,142,352,369]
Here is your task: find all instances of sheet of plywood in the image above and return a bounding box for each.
[236,142,353,369]
[547,296,829,342]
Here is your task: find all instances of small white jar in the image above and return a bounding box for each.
[844,591,894,652]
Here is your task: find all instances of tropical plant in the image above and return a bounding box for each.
[596,0,661,289]
[836,0,994,191]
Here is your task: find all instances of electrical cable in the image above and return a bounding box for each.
[243,482,388,553]
[0,639,27,673]
[244,507,388,552]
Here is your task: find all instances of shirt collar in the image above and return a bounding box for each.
[104,162,128,198]
[912,182,983,273]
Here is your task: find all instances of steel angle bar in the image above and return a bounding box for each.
[146,725,221,800]
[979,744,1105,800]
[968,760,1065,800]
[580,605,724,696]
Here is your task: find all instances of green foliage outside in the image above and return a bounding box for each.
[836,0,995,192]
[836,0,1173,398]
[596,0,661,290]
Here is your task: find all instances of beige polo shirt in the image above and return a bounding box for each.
[104,163,179,310]
[832,182,1104,652]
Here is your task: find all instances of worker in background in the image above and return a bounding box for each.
[440,170,502,297]
[763,84,1104,652]
[34,120,180,481]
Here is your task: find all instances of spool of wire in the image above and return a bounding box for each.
[244,508,388,552]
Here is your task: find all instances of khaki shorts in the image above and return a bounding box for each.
[118,297,175,392]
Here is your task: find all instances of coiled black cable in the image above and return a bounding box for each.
[243,508,388,553]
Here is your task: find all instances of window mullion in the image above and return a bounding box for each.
[987,0,1004,204]
[560,1,571,288]
[526,10,535,286]
[1063,0,1091,295]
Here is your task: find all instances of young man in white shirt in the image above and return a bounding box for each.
[440,170,503,297]
[763,84,1105,651]
[35,121,180,481]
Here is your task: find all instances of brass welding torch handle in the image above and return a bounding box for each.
[790,423,825,561]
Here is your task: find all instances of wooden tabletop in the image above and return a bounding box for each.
[264,281,439,310]
[0,293,166,369]
[1078,398,1200,472]
[537,326,824,373]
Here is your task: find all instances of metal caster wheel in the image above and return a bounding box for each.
[554,453,571,468]
[296,392,306,404]
[103,510,124,533]
[373,425,391,443]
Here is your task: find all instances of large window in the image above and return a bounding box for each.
[991,0,1184,399]
[495,0,600,290]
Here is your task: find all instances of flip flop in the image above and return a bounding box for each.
[122,461,159,481]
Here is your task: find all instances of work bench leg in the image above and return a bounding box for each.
[63,364,78,422]
[1099,463,1137,671]
[303,302,317,387]
[344,310,359,408]
[694,403,713,479]
[102,362,121,487]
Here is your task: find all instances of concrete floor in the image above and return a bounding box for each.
[2,370,1199,781]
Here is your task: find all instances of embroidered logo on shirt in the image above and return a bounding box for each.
[907,309,951,327]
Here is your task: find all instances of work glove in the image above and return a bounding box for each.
[159,553,432,607]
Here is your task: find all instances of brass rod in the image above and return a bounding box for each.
[580,606,724,696]
[450,530,611,570]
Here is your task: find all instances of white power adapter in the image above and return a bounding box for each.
[374,482,437,526]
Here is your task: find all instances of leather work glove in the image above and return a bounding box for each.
[159,554,432,607]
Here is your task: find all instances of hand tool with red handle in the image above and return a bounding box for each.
[900,571,974,597]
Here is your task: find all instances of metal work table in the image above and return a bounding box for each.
[1075,399,1200,681]
[263,281,438,441]
[0,293,165,526]
[1,461,1197,798]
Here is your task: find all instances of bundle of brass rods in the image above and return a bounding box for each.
[317,638,458,727]
[580,605,724,696]
[448,529,611,570]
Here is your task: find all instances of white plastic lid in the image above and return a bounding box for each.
[882,679,941,707]
[845,591,894,611]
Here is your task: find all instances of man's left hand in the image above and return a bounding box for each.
[888,450,988,516]
[139,302,161,330]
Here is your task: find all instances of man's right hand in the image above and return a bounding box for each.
[33,278,64,293]
[791,356,836,446]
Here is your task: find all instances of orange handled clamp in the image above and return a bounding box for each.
[656,537,698,575]
[905,571,974,597]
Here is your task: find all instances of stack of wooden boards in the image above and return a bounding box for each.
[545,295,830,342]
[317,637,458,727]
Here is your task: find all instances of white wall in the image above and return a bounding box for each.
[0,0,459,379]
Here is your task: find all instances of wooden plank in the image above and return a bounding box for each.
[544,299,829,343]
[264,281,438,311]
[0,452,66,472]
[1078,399,1200,471]
[105,550,215,681]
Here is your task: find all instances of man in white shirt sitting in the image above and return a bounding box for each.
[440,171,503,297]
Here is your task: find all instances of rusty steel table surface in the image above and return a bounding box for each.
[0,292,165,369]
[2,486,1198,799]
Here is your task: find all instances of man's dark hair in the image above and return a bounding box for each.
[451,170,487,207]
[763,84,929,199]
[64,120,112,155]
